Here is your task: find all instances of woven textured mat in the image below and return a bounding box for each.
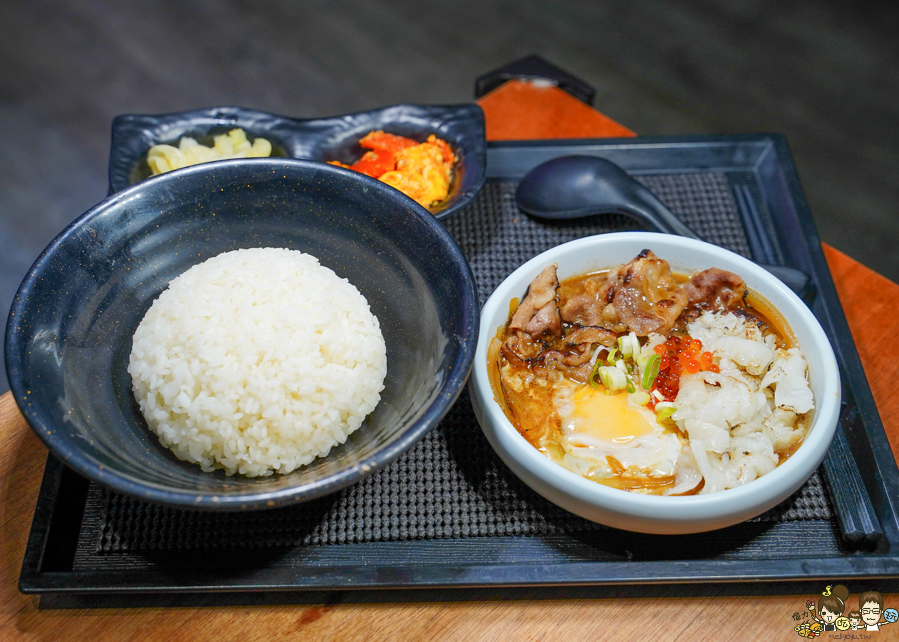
[78,175,833,556]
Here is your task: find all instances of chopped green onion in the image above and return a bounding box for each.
[598,365,627,391]
[617,336,632,358]
[589,358,602,390]
[642,354,661,389]
[628,332,640,360]
[605,347,619,365]
[656,403,677,423]
[632,391,650,406]
[626,380,636,394]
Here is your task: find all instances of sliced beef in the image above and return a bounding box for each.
[501,331,544,362]
[564,324,617,348]
[684,268,746,318]
[559,269,617,326]
[542,346,595,368]
[509,263,562,339]
[599,250,688,336]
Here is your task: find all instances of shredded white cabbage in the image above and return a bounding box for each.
[671,312,814,494]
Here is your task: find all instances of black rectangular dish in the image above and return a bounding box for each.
[19,135,899,603]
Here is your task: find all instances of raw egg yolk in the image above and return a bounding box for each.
[571,385,656,444]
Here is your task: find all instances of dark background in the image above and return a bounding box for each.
[2,0,897,395]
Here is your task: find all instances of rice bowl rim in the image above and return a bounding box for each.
[6,158,480,509]
[470,232,841,533]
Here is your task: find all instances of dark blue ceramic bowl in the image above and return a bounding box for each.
[6,159,478,509]
[107,104,486,219]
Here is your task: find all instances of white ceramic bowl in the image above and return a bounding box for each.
[469,232,840,534]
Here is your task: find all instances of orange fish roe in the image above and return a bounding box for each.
[649,335,719,406]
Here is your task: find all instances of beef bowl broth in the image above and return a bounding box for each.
[488,249,815,496]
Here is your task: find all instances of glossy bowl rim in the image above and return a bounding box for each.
[6,157,480,509]
[470,232,840,533]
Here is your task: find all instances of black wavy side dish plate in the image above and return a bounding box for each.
[107,104,487,219]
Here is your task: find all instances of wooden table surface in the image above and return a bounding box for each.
[2,80,898,641]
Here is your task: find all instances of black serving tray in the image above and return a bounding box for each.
[19,135,899,601]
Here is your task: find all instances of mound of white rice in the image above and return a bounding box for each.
[128,248,387,477]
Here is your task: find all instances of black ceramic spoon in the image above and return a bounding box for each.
[515,155,811,296]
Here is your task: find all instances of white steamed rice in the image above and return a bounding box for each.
[128,247,387,477]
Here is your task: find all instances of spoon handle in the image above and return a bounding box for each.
[516,155,812,297]
[625,190,811,295]
[760,264,811,296]
[598,163,701,240]
[591,160,812,296]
